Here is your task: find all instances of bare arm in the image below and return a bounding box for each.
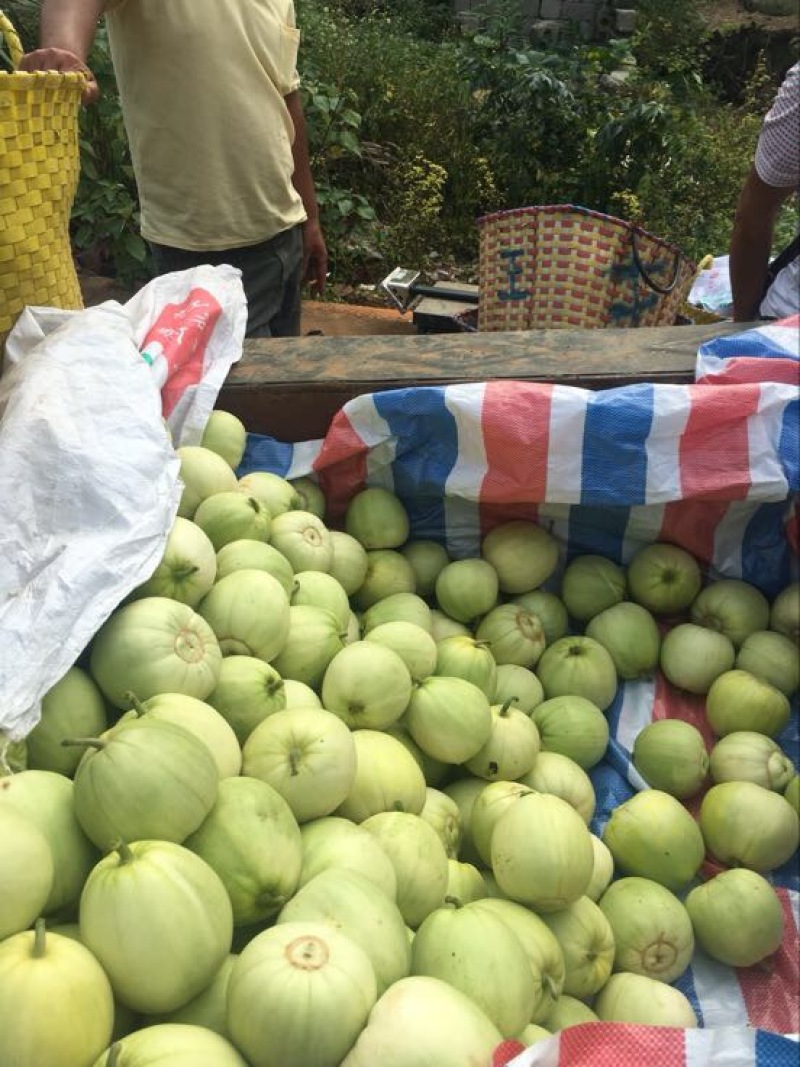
[39,0,105,57]
[286,90,327,297]
[729,166,795,321]
[18,0,106,103]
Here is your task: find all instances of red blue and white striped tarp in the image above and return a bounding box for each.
[495,1022,800,1067]
[696,315,799,388]
[240,318,800,1054]
[241,323,799,597]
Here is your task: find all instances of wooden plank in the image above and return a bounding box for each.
[218,320,746,440]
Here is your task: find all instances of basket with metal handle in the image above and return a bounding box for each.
[0,9,85,338]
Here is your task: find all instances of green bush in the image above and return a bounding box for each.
[299,73,380,282]
[0,0,38,59]
[631,0,709,95]
[315,0,454,40]
[630,62,774,260]
[3,0,795,291]
[73,27,149,287]
[297,4,500,270]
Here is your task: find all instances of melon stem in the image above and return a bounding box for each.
[32,918,47,958]
[115,840,135,865]
[60,737,106,751]
[173,565,199,579]
[125,692,147,717]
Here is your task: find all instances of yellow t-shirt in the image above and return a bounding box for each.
[104,0,307,250]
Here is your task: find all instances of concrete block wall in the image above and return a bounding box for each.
[453,0,637,40]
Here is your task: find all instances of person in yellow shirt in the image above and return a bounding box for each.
[20,0,327,338]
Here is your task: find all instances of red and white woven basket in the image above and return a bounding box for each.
[477,204,697,332]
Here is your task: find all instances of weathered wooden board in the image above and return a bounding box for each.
[218,320,746,440]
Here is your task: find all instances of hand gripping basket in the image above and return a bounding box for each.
[0,10,84,338]
[477,204,698,331]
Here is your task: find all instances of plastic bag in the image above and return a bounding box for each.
[687,255,734,319]
[3,263,247,447]
[0,265,247,740]
[0,305,181,739]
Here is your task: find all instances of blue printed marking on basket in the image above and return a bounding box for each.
[498,249,531,302]
[607,253,671,326]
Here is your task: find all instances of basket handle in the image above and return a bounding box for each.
[630,228,683,295]
[0,11,24,71]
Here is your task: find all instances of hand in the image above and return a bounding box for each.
[18,48,99,105]
[302,219,328,297]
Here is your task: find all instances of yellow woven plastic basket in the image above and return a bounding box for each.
[0,10,84,337]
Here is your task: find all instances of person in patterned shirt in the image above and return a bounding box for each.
[729,62,799,321]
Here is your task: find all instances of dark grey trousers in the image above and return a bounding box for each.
[149,224,304,338]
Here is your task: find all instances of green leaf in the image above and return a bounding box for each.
[341,108,362,128]
[338,130,362,155]
[123,232,148,262]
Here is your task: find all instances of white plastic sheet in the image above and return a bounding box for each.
[0,265,246,740]
[4,264,247,447]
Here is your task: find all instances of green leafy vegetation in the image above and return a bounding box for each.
[71,26,148,288]
[2,0,796,292]
[0,0,37,70]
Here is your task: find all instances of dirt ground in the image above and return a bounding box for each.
[300,300,415,336]
[700,0,799,32]
[78,271,416,337]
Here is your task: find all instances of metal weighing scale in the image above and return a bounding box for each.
[381,267,480,334]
